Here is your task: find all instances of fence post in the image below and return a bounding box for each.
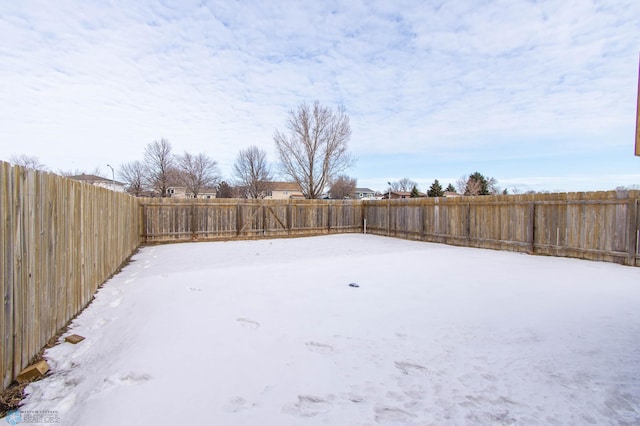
[236,203,242,237]
[387,199,391,236]
[421,200,426,240]
[529,202,536,254]
[466,203,471,244]
[262,201,266,236]
[327,202,332,234]
[629,198,639,266]
[190,203,197,241]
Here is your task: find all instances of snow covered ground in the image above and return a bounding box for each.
[8,234,640,425]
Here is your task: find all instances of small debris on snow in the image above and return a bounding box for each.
[65,334,85,344]
[16,360,50,384]
[348,283,359,288]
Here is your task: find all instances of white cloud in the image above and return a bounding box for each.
[0,0,638,190]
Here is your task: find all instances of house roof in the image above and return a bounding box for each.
[68,174,125,186]
[386,190,428,198]
[355,187,375,193]
[268,182,303,192]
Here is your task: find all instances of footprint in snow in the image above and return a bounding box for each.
[305,341,333,354]
[236,318,260,329]
[394,361,428,375]
[374,406,417,424]
[87,372,151,400]
[283,394,333,418]
[224,396,257,413]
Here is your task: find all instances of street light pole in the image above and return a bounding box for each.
[106,164,115,191]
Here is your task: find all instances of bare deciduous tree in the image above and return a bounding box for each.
[458,172,499,196]
[487,177,500,194]
[464,177,483,196]
[455,175,469,194]
[233,146,272,199]
[9,154,47,171]
[390,178,417,192]
[58,166,107,178]
[119,160,146,196]
[274,101,355,199]
[329,174,357,199]
[176,152,220,197]
[144,139,176,197]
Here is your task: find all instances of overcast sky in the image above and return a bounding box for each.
[1,0,639,193]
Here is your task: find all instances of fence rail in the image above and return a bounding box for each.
[1,162,140,392]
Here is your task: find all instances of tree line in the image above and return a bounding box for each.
[385,172,503,198]
[8,101,355,199]
[8,100,515,198]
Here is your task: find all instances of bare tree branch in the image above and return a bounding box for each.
[9,154,47,171]
[274,101,355,199]
[176,152,220,197]
[233,146,273,198]
[119,160,146,196]
[329,174,357,199]
[144,138,176,197]
[389,178,417,192]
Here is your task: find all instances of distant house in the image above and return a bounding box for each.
[443,191,462,197]
[353,188,376,199]
[198,188,217,199]
[68,174,126,192]
[166,186,187,198]
[166,186,217,199]
[383,190,427,199]
[264,182,305,200]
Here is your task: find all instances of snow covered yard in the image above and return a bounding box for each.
[11,234,640,425]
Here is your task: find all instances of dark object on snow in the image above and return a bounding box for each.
[65,334,85,344]
[16,360,50,384]
[348,283,359,288]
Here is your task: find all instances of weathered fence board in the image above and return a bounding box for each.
[0,162,141,392]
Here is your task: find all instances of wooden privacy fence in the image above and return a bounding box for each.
[362,191,640,266]
[140,192,640,267]
[2,168,639,394]
[140,198,363,243]
[1,162,141,392]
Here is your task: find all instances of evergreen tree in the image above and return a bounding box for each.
[410,185,420,198]
[463,172,499,196]
[216,181,234,198]
[464,172,487,195]
[428,179,444,197]
[445,183,455,192]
